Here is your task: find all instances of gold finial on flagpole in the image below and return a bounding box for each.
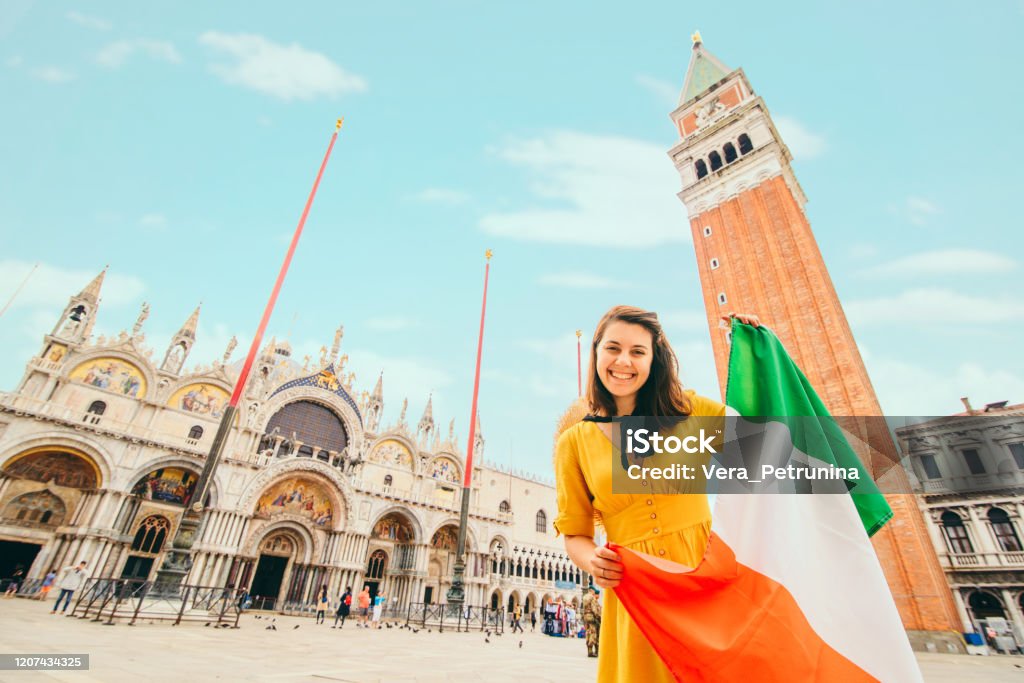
[691,30,702,45]
[576,329,582,339]
[336,117,344,131]
[485,249,493,261]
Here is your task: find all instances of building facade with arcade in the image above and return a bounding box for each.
[0,271,583,616]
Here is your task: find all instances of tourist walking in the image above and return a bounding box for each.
[530,608,537,632]
[333,586,352,628]
[372,591,386,629]
[357,586,371,628]
[4,566,24,597]
[315,585,328,624]
[582,585,602,658]
[37,569,57,601]
[51,561,88,614]
[511,604,524,633]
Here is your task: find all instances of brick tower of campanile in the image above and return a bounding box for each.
[668,33,962,650]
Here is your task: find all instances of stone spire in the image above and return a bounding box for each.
[51,267,107,343]
[160,304,201,374]
[364,372,384,433]
[473,412,485,460]
[417,394,435,448]
[77,267,107,305]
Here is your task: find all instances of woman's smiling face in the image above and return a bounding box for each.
[595,321,653,410]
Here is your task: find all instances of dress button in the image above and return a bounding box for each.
[646,499,653,505]
[658,549,666,556]
[653,528,660,534]
[641,480,648,487]
[650,513,657,520]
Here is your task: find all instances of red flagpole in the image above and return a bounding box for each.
[229,118,344,407]
[462,249,492,488]
[576,329,582,397]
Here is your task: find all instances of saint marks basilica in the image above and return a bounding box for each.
[0,269,582,615]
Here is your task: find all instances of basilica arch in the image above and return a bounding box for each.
[237,458,355,532]
[255,386,366,461]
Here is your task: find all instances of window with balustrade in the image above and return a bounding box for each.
[988,508,1022,552]
[919,454,941,480]
[941,511,973,554]
[962,448,986,475]
[1009,442,1024,469]
[499,500,511,513]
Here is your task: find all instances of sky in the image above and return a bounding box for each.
[1,2,1023,480]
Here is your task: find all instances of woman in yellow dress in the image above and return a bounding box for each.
[554,305,758,682]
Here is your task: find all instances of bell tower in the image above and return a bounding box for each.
[669,33,961,648]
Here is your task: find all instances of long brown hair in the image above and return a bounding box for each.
[586,305,692,418]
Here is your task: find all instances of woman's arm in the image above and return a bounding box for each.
[564,534,623,589]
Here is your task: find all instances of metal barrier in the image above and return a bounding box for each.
[69,577,242,627]
[404,602,504,633]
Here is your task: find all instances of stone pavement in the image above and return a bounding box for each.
[0,599,1021,682]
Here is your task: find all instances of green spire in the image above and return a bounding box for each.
[679,33,732,105]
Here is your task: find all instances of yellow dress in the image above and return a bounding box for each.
[553,393,725,683]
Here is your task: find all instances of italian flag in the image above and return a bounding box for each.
[611,322,922,682]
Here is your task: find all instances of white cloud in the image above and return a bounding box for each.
[139,213,168,230]
[890,196,940,226]
[31,67,75,83]
[635,74,677,106]
[0,261,145,311]
[199,32,367,101]
[405,188,469,205]
[846,288,1024,326]
[774,115,826,160]
[480,131,688,247]
[866,249,1016,277]
[365,317,416,332]
[537,272,631,289]
[97,40,182,68]
[6,56,23,68]
[66,11,111,31]
[860,347,1024,416]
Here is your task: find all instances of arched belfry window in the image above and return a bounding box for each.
[738,134,753,155]
[941,511,973,554]
[131,515,170,554]
[723,142,738,164]
[694,159,708,179]
[708,151,723,171]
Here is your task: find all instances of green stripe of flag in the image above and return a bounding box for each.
[724,321,893,537]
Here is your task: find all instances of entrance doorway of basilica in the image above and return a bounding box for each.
[423,586,433,604]
[0,540,41,590]
[119,556,153,581]
[248,533,296,610]
[250,556,287,609]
